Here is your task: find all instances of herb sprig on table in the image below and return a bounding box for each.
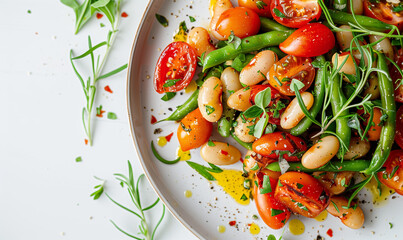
[62,0,128,145]
[92,161,165,240]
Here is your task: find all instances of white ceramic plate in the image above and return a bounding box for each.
[127,0,403,239]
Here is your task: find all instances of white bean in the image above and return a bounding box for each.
[200,141,241,165]
[332,53,356,82]
[327,196,365,229]
[312,171,354,195]
[227,87,253,111]
[348,0,363,15]
[221,67,242,100]
[187,27,216,57]
[234,116,256,143]
[301,136,340,169]
[198,77,223,122]
[364,73,380,100]
[344,137,371,160]
[239,50,277,86]
[280,92,314,129]
[335,25,367,63]
[369,35,394,60]
[209,0,232,40]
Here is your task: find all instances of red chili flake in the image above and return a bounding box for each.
[96,109,106,118]
[121,12,128,18]
[240,158,244,163]
[104,85,113,93]
[84,139,89,145]
[96,13,103,19]
[220,150,229,155]
[229,221,236,226]
[165,132,174,142]
[151,115,157,124]
[327,228,333,237]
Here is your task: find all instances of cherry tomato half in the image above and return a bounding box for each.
[268,55,315,96]
[364,0,403,31]
[377,150,403,195]
[253,171,291,229]
[358,107,383,141]
[154,42,197,94]
[177,108,212,151]
[395,105,403,150]
[270,0,321,28]
[216,7,261,39]
[389,49,403,103]
[275,172,330,218]
[238,0,272,17]
[252,132,307,161]
[280,23,335,58]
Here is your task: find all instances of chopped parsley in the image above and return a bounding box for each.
[205,105,215,115]
[155,14,169,27]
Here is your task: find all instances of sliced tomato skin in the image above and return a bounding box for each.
[395,106,403,150]
[377,150,403,195]
[389,49,403,103]
[154,42,197,93]
[254,171,291,229]
[275,172,330,218]
[279,23,335,58]
[268,55,315,96]
[270,0,321,28]
[363,0,403,31]
[216,7,261,39]
[238,0,272,17]
[177,108,213,151]
[252,132,307,161]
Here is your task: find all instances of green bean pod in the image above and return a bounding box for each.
[230,131,253,151]
[260,17,291,32]
[325,10,393,32]
[266,160,370,173]
[330,75,351,159]
[362,53,396,174]
[218,109,236,137]
[203,30,293,71]
[291,56,326,136]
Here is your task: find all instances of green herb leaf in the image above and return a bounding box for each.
[92,0,116,26]
[207,163,223,173]
[179,21,188,32]
[271,209,284,216]
[163,79,181,88]
[267,234,276,240]
[240,194,248,201]
[243,105,263,118]
[290,79,305,92]
[273,8,287,18]
[107,112,117,119]
[155,14,169,27]
[347,114,364,138]
[161,92,176,101]
[331,200,340,213]
[255,87,272,109]
[75,156,82,162]
[296,183,304,189]
[260,175,272,194]
[90,177,105,200]
[97,63,128,80]
[251,162,260,171]
[186,161,222,181]
[256,1,268,9]
[208,140,216,147]
[254,112,268,138]
[389,222,393,229]
[61,0,94,34]
[151,141,180,164]
[189,16,196,22]
[205,105,215,115]
[226,31,242,50]
[27,9,32,14]
[244,179,251,190]
[392,5,403,12]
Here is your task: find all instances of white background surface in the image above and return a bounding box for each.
[0,0,197,239]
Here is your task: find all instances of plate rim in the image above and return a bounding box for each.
[126,1,203,239]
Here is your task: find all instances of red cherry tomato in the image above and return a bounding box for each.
[395,106,403,150]
[154,42,197,94]
[275,172,330,218]
[364,0,403,31]
[268,55,315,96]
[252,132,307,161]
[216,7,261,39]
[389,49,403,103]
[238,0,272,17]
[253,171,291,229]
[358,107,383,141]
[177,108,212,151]
[377,150,403,195]
[270,0,321,28]
[280,23,335,57]
[249,85,289,125]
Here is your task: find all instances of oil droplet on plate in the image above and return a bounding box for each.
[249,222,260,235]
[157,136,167,147]
[185,80,197,93]
[365,174,394,206]
[289,219,305,235]
[315,210,328,222]
[211,170,251,205]
[217,225,226,233]
[184,190,192,198]
[176,147,191,161]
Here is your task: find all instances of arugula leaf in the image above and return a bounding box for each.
[155,14,169,27]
